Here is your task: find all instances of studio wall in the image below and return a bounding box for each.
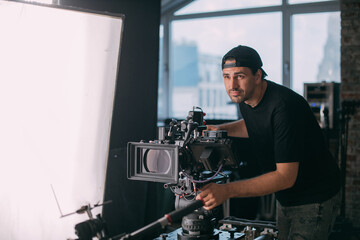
[340,0,360,229]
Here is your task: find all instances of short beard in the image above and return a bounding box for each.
[228,90,247,103]
[230,96,247,103]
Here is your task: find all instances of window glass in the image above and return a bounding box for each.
[169,13,282,119]
[175,0,281,15]
[288,0,335,4]
[292,12,340,95]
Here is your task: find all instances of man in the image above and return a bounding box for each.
[196,45,341,239]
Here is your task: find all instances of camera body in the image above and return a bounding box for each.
[127,107,240,185]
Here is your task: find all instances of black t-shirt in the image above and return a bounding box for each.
[239,80,341,206]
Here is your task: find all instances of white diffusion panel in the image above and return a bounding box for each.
[0,1,123,239]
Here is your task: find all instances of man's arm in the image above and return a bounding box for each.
[207,119,248,138]
[196,162,299,210]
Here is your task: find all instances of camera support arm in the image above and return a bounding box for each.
[113,200,204,240]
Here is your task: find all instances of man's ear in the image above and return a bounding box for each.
[255,69,262,82]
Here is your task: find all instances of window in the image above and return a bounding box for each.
[170,13,281,119]
[288,0,334,4]
[159,0,340,121]
[175,0,281,15]
[292,12,340,95]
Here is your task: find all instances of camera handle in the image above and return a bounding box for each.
[113,200,204,240]
[166,119,179,143]
[183,120,199,146]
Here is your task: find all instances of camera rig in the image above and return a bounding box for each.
[124,107,277,240]
[69,107,278,240]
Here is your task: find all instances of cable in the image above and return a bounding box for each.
[181,163,223,184]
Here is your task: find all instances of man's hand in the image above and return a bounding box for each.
[196,183,229,210]
[206,125,220,131]
[205,120,248,138]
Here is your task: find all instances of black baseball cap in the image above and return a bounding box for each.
[222,45,264,70]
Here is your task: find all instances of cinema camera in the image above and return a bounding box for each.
[127,107,239,196]
[124,107,241,239]
[70,107,278,240]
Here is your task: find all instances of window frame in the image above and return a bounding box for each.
[159,0,340,120]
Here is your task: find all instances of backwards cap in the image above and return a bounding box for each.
[222,45,263,70]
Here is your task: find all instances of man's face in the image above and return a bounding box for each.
[222,59,261,104]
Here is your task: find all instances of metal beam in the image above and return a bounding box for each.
[161,0,193,16]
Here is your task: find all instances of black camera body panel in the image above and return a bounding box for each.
[188,136,239,172]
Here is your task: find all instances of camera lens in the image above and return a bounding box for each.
[144,149,171,173]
